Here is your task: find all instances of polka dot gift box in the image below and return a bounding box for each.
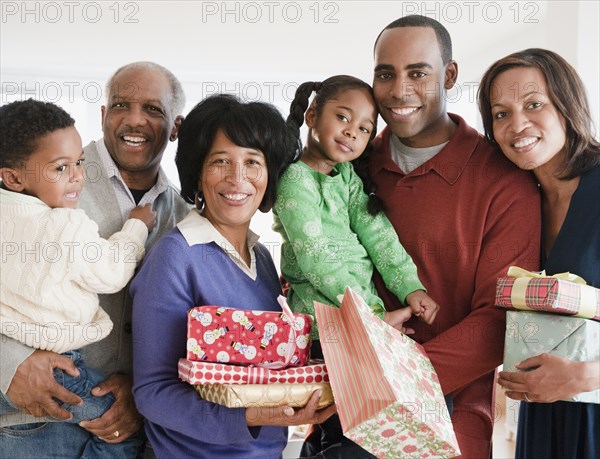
[186,297,312,368]
[178,358,329,385]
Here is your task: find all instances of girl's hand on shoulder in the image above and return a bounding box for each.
[245,390,337,427]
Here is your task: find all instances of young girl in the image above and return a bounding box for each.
[272,75,441,457]
[0,99,155,457]
[273,75,439,340]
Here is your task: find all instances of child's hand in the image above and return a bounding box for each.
[383,308,415,334]
[405,290,440,325]
[129,203,157,232]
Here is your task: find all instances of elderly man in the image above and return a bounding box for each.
[0,62,190,458]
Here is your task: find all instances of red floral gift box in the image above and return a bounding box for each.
[496,266,600,321]
[178,358,329,385]
[186,297,312,369]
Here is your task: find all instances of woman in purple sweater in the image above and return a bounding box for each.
[130,94,336,459]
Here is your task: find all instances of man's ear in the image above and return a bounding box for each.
[170,115,184,142]
[0,167,25,192]
[100,105,107,130]
[305,107,317,128]
[444,60,458,90]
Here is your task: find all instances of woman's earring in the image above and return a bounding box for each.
[195,191,204,211]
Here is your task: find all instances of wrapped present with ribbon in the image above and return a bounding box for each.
[314,288,460,459]
[495,266,600,321]
[504,310,600,404]
[193,382,334,409]
[186,296,312,369]
[178,358,329,385]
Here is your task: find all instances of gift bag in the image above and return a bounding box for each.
[495,266,600,321]
[314,288,460,459]
[187,296,312,368]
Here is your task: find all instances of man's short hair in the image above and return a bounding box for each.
[375,15,453,64]
[105,61,186,117]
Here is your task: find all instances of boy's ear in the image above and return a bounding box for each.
[0,167,26,192]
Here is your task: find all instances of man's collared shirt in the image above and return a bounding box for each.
[95,138,170,222]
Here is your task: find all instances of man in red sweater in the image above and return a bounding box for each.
[369,15,541,458]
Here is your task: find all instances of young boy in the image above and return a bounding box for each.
[0,99,155,458]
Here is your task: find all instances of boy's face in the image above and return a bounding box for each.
[373,26,457,147]
[18,126,85,209]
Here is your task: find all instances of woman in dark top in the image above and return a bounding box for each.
[478,48,600,458]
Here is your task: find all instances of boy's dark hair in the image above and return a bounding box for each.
[287,74,385,215]
[374,15,453,64]
[478,48,600,179]
[0,99,75,168]
[176,94,296,213]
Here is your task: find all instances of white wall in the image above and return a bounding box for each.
[2,1,599,267]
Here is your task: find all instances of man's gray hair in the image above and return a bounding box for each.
[105,61,186,117]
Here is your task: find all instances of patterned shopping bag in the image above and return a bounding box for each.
[314,288,460,459]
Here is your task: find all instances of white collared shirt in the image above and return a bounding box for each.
[95,138,170,221]
[177,210,260,280]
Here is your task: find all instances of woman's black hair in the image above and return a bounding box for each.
[176,94,296,213]
[287,75,386,215]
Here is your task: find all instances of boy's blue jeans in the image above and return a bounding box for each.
[0,350,143,459]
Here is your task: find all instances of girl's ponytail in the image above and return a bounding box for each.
[287,81,320,131]
[352,145,387,215]
[287,81,320,161]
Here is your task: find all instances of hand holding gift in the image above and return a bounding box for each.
[501,310,599,404]
[499,353,600,403]
[497,267,600,404]
[245,389,337,427]
[179,358,335,410]
[181,299,336,413]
